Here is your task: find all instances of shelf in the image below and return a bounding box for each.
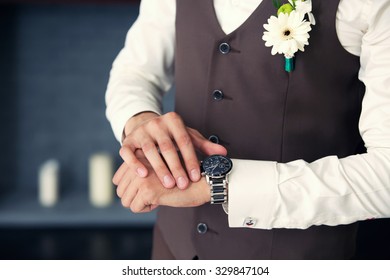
[0,191,156,228]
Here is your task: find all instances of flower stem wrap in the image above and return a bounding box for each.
[285,56,294,72]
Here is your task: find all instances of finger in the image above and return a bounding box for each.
[134,149,146,159]
[141,140,176,189]
[112,162,128,186]
[135,204,158,213]
[119,145,148,177]
[129,176,163,212]
[150,204,159,211]
[120,180,138,209]
[130,192,158,213]
[188,128,228,156]
[139,204,158,213]
[156,135,190,189]
[116,173,132,199]
[124,120,176,188]
[116,167,133,198]
[164,114,200,185]
[129,192,150,213]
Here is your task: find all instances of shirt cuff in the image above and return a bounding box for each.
[228,158,278,229]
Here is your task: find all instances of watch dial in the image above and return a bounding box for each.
[202,155,232,177]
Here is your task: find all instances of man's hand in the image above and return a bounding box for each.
[119,111,227,190]
[112,156,210,213]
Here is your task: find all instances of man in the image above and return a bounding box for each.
[106,0,390,259]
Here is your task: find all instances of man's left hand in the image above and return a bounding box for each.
[112,156,210,213]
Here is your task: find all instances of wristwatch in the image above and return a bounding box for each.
[200,155,233,204]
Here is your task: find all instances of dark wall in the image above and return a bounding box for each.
[0,2,159,260]
[0,3,139,196]
[0,6,18,198]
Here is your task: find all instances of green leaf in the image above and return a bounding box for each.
[277,3,294,15]
[272,0,282,9]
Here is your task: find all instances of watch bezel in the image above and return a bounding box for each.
[201,154,233,177]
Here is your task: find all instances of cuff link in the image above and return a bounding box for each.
[243,217,257,228]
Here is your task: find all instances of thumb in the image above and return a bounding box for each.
[188,128,227,156]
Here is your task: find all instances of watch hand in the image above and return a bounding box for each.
[211,163,219,172]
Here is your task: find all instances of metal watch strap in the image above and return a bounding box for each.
[206,176,228,204]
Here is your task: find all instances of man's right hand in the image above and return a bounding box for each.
[119,111,227,189]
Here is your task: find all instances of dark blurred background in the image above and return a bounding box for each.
[0,0,160,260]
[0,0,389,260]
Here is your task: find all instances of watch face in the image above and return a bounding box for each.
[201,155,233,177]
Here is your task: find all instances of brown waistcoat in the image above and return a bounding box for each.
[156,0,366,259]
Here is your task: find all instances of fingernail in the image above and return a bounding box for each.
[190,169,200,181]
[177,176,188,189]
[163,175,175,188]
[137,168,147,177]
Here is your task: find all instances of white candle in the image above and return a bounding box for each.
[89,152,114,207]
[38,159,60,207]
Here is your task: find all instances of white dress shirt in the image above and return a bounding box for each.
[105,0,390,229]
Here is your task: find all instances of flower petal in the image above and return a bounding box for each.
[262,8,313,56]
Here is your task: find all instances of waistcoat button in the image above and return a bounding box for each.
[197,223,208,234]
[219,42,230,54]
[208,135,220,144]
[212,90,224,101]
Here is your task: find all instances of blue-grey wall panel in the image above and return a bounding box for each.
[0,4,161,197]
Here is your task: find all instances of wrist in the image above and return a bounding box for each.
[199,177,211,204]
[123,111,159,138]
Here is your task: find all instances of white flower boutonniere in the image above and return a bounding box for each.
[262,0,315,72]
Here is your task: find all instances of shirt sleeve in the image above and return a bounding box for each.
[228,0,390,229]
[105,0,176,142]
